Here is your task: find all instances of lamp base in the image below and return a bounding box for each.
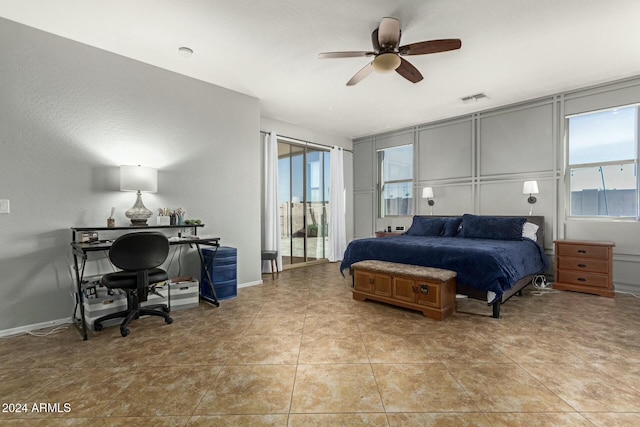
[125,191,153,226]
[129,218,149,227]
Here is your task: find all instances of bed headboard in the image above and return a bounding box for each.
[416,215,545,248]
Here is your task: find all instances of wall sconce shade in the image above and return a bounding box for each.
[522,181,539,196]
[522,180,539,216]
[422,187,434,199]
[120,165,158,226]
[422,187,435,215]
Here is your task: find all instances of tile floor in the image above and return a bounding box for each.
[1,262,640,426]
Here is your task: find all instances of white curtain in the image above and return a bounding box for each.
[328,146,347,262]
[263,132,282,272]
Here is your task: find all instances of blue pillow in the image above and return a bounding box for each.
[441,217,463,237]
[405,216,445,236]
[459,214,526,241]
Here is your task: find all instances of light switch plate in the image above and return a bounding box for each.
[0,199,9,214]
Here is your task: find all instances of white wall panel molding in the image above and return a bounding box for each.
[564,76,640,116]
[374,130,414,150]
[477,97,555,119]
[613,255,640,294]
[478,102,554,176]
[353,73,640,289]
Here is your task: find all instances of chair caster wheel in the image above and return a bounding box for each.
[120,328,130,337]
[165,317,173,325]
[94,323,103,331]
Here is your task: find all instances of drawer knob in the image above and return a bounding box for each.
[578,264,587,268]
[420,285,430,295]
[577,277,587,282]
[577,250,587,254]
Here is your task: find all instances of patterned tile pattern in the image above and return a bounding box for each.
[1,262,639,426]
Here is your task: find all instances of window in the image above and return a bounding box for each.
[378,144,413,217]
[567,105,639,218]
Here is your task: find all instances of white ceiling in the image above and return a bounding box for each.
[2,0,640,139]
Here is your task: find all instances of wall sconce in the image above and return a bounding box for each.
[522,180,539,216]
[422,187,435,215]
[120,165,158,226]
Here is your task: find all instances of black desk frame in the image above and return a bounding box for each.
[71,225,220,340]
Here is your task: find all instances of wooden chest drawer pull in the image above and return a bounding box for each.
[412,285,430,295]
[577,249,587,254]
[578,264,587,268]
[577,277,587,282]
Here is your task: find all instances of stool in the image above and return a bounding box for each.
[261,250,279,279]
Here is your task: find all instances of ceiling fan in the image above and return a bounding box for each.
[318,17,461,86]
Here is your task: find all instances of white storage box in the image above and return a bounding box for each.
[82,279,199,331]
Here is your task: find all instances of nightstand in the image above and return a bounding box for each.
[375,231,403,238]
[553,240,615,298]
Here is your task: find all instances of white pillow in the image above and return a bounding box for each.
[522,222,539,241]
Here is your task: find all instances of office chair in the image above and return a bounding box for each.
[94,232,173,337]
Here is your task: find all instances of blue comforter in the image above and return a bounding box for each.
[340,236,548,302]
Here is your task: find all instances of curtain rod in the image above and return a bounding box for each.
[260,131,353,153]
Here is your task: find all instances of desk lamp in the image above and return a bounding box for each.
[422,187,435,215]
[120,165,157,226]
[522,180,539,216]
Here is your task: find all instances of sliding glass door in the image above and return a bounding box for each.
[278,141,330,266]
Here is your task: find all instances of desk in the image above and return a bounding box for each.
[71,225,220,340]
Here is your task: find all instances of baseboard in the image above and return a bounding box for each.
[0,317,73,338]
[238,280,262,289]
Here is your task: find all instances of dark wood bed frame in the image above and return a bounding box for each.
[416,215,546,318]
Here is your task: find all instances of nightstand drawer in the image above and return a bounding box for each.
[557,244,609,259]
[557,257,609,274]
[557,270,609,288]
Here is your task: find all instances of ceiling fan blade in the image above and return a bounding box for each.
[399,39,462,56]
[347,63,374,86]
[378,17,401,49]
[396,58,423,83]
[371,28,380,53]
[318,51,375,59]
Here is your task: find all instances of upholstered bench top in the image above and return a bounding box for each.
[351,260,457,282]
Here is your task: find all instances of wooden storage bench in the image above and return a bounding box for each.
[351,260,457,320]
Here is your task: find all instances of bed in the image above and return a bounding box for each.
[340,214,549,318]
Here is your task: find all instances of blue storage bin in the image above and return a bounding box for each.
[214,279,238,300]
[201,246,237,301]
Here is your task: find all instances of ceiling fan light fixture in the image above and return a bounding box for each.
[372,53,401,73]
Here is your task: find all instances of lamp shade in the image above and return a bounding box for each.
[422,187,434,198]
[522,181,539,195]
[120,165,158,193]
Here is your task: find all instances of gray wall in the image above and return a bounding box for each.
[353,76,640,294]
[0,18,262,332]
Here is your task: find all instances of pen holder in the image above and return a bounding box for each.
[107,218,115,228]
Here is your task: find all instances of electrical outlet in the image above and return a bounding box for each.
[0,199,9,214]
